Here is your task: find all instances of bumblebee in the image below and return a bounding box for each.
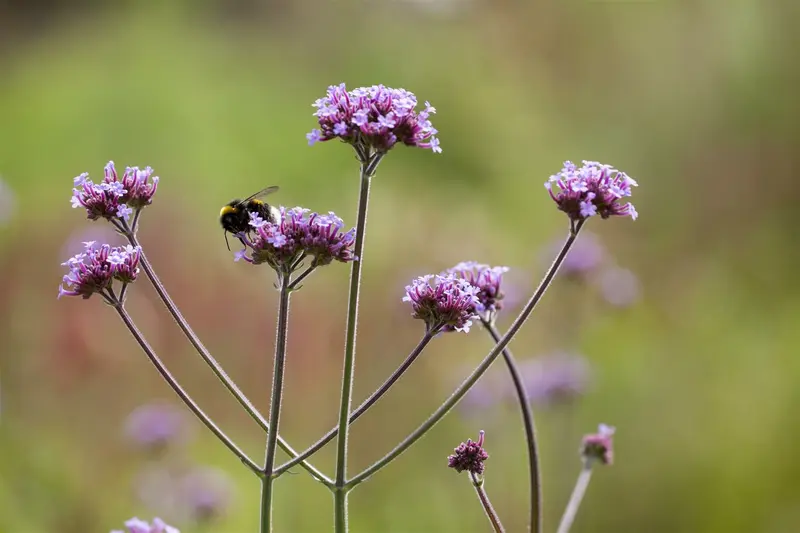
[219,186,280,250]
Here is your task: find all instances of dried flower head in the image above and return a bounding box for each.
[58,241,141,299]
[111,517,179,533]
[545,161,637,222]
[402,274,481,333]
[235,207,356,272]
[71,161,159,223]
[124,402,191,452]
[307,83,441,154]
[581,423,615,465]
[444,262,509,320]
[448,430,489,475]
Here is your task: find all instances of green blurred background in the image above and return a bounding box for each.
[1,1,799,531]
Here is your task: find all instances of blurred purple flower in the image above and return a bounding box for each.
[124,402,191,452]
[546,232,605,278]
[403,274,481,333]
[178,467,234,522]
[581,423,615,465]
[111,517,179,533]
[58,241,141,299]
[517,352,592,406]
[447,430,489,475]
[598,267,641,307]
[61,225,124,259]
[236,207,356,272]
[444,262,509,320]
[0,177,16,225]
[307,83,441,154]
[545,160,638,222]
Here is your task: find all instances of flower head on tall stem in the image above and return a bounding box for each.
[444,262,509,322]
[403,274,481,333]
[71,162,159,223]
[111,517,179,533]
[234,206,356,274]
[58,241,141,299]
[580,423,615,466]
[307,83,441,154]
[448,430,489,475]
[546,161,638,224]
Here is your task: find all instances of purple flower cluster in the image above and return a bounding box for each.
[58,241,141,299]
[447,430,489,475]
[111,517,178,533]
[235,207,356,271]
[445,262,509,319]
[545,161,637,222]
[71,161,159,222]
[403,274,481,333]
[581,423,615,465]
[124,402,191,452]
[307,83,441,154]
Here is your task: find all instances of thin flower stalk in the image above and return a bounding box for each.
[347,222,584,488]
[555,466,593,533]
[110,301,260,474]
[471,473,506,533]
[260,273,292,532]
[334,150,385,532]
[482,319,541,533]
[121,224,331,485]
[273,331,437,478]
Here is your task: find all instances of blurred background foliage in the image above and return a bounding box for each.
[1,0,799,531]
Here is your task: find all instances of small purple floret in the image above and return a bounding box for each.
[546,160,638,222]
[444,262,509,320]
[581,423,615,465]
[58,241,141,299]
[236,206,356,272]
[111,517,179,533]
[402,274,481,333]
[447,430,489,475]
[308,83,441,154]
[71,161,159,222]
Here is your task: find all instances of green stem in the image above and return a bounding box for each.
[347,221,584,488]
[470,473,506,533]
[333,150,385,532]
[483,319,541,533]
[122,225,329,485]
[274,331,436,478]
[111,302,260,474]
[260,273,292,532]
[555,464,594,533]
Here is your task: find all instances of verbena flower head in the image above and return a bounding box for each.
[124,402,191,452]
[546,161,637,222]
[179,467,234,522]
[58,241,141,299]
[518,352,592,405]
[598,267,641,308]
[307,83,441,154]
[448,430,489,475]
[111,517,179,533]
[402,274,481,333]
[236,207,356,272]
[444,262,509,320]
[581,423,615,466]
[71,161,159,222]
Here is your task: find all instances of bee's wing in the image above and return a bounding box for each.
[240,186,279,205]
